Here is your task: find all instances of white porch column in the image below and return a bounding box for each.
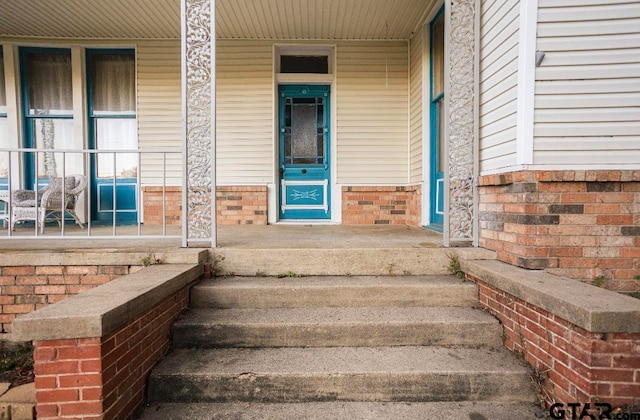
[444,0,476,246]
[181,0,217,248]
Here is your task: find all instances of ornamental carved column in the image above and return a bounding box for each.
[182,0,216,247]
[446,0,476,245]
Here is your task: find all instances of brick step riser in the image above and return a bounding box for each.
[148,372,532,404]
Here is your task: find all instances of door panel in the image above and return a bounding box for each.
[429,8,445,229]
[279,85,331,220]
[87,49,137,224]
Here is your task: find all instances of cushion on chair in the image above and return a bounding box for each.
[49,176,78,192]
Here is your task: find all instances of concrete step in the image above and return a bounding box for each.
[191,275,477,309]
[213,247,496,277]
[147,346,533,404]
[138,401,541,420]
[172,306,502,348]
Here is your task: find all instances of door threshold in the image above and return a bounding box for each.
[274,220,337,225]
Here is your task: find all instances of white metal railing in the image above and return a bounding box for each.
[0,148,181,239]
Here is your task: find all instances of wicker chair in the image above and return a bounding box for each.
[11,175,87,233]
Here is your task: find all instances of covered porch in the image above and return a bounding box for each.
[0,0,477,248]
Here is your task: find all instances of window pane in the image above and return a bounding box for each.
[96,119,137,178]
[437,99,445,172]
[281,55,328,74]
[31,118,74,179]
[0,47,6,113]
[0,118,8,179]
[431,13,445,97]
[91,53,135,115]
[25,51,73,116]
[0,48,7,179]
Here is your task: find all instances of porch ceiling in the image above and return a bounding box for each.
[0,0,434,41]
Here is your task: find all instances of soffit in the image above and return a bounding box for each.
[0,0,434,40]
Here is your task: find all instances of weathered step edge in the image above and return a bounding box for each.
[190,275,479,309]
[172,307,503,348]
[148,347,534,404]
[139,401,541,420]
[148,371,533,404]
[214,248,496,277]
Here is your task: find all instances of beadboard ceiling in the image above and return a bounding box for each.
[0,0,436,40]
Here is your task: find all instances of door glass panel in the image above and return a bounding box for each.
[25,51,73,116]
[431,13,445,97]
[95,119,137,178]
[90,54,135,115]
[90,51,137,179]
[292,103,317,164]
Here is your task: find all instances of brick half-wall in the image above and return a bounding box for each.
[142,185,268,226]
[0,265,141,335]
[461,259,640,411]
[470,275,640,409]
[478,170,640,293]
[342,185,421,227]
[32,288,189,420]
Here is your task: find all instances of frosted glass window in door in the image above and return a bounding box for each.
[286,97,325,165]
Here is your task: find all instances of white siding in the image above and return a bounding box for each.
[336,41,409,184]
[216,40,274,184]
[137,40,182,185]
[478,0,520,172]
[534,0,640,165]
[409,27,424,183]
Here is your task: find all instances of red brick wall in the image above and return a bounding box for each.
[33,288,189,419]
[217,186,268,225]
[479,170,640,292]
[471,274,640,409]
[141,186,181,226]
[142,185,268,226]
[342,185,421,227]
[0,265,141,334]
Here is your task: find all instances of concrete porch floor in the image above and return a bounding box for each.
[0,224,444,251]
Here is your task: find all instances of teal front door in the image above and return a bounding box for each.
[279,85,331,220]
[429,7,445,229]
[87,49,138,225]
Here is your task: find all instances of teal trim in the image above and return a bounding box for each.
[429,6,445,230]
[278,85,331,220]
[86,49,137,223]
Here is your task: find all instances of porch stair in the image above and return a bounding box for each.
[143,273,538,419]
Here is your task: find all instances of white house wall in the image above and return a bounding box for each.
[409,27,424,184]
[478,0,520,173]
[137,40,183,185]
[336,41,409,184]
[534,0,640,166]
[216,40,274,185]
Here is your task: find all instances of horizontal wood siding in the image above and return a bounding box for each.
[409,27,424,183]
[478,0,520,173]
[535,0,640,165]
[216,40,274,184]
[137,40,182,185]
[336,41,409,184]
